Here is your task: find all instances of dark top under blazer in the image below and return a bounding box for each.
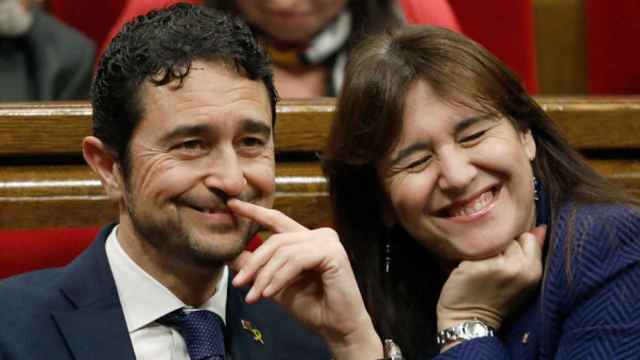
[432,203,640,359]
[0,224,331,360]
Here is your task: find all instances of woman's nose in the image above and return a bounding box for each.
[436,146,477,192]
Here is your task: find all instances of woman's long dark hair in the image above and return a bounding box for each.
[322,26,638,358]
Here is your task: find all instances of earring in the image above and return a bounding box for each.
[533,176,539,201]
[385,237,392,274]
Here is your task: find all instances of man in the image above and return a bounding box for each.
[0,0,94,101]
[0,4,381,360]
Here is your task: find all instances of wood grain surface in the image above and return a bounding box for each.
[1,97,639,229]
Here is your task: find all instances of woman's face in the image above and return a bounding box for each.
[378,80,537,263]
[235,0,348,45]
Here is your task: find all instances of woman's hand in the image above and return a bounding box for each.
[227,199,382,360]
[436,226,547,335]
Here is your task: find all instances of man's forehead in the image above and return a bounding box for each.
[134,61,272,136]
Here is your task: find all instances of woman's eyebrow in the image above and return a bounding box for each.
[454,115,495,134]
[390,141,431,167]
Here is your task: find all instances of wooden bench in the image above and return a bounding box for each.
[2,97,640,232]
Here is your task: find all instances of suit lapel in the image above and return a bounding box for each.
[52,307,135,360]
[225,274,274,360]
[52,225,136,360]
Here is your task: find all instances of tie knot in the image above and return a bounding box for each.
[158,309,225,360]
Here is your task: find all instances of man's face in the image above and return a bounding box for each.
[119,60,275,268]
[0,0,33,37]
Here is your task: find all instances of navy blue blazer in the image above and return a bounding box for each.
[433,203,640,359]
[0,225,330,360]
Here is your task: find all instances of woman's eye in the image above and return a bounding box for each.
[460,130,487,143]
[405,156,432,170]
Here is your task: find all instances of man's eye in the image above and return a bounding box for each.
[177,140,206,152]
[460,130,487,143]
[240,137,265,147]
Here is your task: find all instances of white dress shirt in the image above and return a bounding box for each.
[105,226,228,360]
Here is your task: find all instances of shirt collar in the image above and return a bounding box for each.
[105,226,228,333]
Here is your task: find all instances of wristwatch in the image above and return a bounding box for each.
[435,319,495,346]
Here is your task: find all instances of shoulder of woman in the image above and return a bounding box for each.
[545,202,640,296]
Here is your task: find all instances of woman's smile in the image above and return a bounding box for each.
[439,185,501,223]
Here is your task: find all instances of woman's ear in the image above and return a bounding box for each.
[82,136,125,201]
[521,129,537,161]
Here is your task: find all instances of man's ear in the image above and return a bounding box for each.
[521,129,537,161]
[82,136,125,201]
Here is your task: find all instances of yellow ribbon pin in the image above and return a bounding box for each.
[241,319,264,345]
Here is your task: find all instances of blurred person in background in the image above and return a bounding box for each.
[0,0,94,101]
[205,0,404,97]
[105,0,460,98]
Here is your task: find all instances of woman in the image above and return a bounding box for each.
[105,1,460,98]
[321,26,640,358]
[203,0,404,98]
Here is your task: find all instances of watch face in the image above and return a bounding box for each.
[464,321,488,337]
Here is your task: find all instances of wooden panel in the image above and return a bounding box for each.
[3,97,640,156]
[0,102,91,156]
[0,163,329,229]
[538,96,640,149]
[3,158,640,229]
[0,99,335,157]
[2,98,640,231]
[274,98,334,153]
[533,0,587,94]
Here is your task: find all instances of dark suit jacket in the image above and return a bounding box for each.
[0,225,331,359]
[0,9,94,101]
[433,203,640,359]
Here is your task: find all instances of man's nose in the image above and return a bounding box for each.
[203,149,247,198]
[436,146,477,192]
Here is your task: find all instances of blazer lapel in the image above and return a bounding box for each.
[225,274,274,360]
[52,307,134,360]
[52,225,136,360]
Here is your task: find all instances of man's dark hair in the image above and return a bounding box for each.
[91,3,277,172]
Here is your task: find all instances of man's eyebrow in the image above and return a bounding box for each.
[240,118,272,138]
[159,124,211,143]
[159,118,272,144]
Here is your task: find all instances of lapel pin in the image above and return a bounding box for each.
[241,319,264,345]
[522,332,530,344]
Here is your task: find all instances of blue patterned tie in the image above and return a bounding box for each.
[158,309,226,360]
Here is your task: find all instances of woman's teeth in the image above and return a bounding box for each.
[449,190,494,217]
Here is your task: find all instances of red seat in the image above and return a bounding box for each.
[399,0,461,31]
[0,225,262,279]
[448,0,539,94]
[100,0,200,58]
[586,0,640,94]
[48,0,128,46]
[0,227,99,279]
